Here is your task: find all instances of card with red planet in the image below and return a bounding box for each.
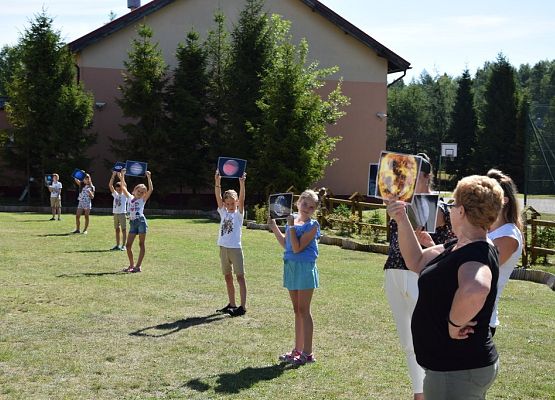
[217,157,247,179]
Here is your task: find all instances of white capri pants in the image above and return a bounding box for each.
[384,268,425,394]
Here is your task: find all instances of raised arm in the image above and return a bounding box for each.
[143,171,153,202]
[108,171,116,194]
[448,261,492,339]
[387,200,444,274]
[118,169,132,198]
[238,172,246,214]
[287,215,318,254]
[74,177,81,187]
[268,217,286,248]
[214,170,223,209]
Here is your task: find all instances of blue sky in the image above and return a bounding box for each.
[1,0,554,82]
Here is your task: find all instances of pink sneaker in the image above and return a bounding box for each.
[278,349,301,363]
[292,352,316,365]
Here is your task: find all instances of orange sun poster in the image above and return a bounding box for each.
[376,151,422,204]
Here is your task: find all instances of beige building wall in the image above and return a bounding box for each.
[0,0,396,195]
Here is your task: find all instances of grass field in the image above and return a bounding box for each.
[0,212,554,399]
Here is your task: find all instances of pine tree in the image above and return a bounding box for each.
[252,16,349,194]
[205,11,231,161]
[477,54,519,174]
[224,0,274,160]
[445,69,478,181]
[5,11,94,188]
[166,30,210,194]
[113,24,168,188]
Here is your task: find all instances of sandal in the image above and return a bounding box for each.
[122,266,134,273]
[130,266,142,273]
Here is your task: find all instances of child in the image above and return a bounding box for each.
[109,171,128,251]
[48,173,62,221]
[73,173,95,234]
[119,169,153,273]
[268,190,320,365]
[214,170,247,317]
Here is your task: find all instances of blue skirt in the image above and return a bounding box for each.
[283,260,319,290]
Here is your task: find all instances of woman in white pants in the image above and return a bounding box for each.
[384,153,455,400]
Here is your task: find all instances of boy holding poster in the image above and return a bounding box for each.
[214,170,247,317]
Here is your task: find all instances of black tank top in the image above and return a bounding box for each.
[411,240,499,371]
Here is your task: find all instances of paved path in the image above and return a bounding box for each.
[520,198,555,215]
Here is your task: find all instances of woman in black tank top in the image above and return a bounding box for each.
[387,175,504,400]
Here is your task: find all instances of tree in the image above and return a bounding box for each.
[0,45,20,96]
[5,11,94,189]
[445,69,478,181]
[477,54,519,174]
[224,0,274,160]
[205,10,231,161]
[112,24,169,189]
[251,16,349,194]
[166,30,210,194]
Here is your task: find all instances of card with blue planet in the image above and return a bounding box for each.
[125,160,148,177]
[112,161,126,172]
[44,174,53,186]
[269,192,294,220]
[217,157,247,179]
[367,163,378,197]
[71,168,86,181]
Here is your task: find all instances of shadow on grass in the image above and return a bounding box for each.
[37,232,74,237]
[64,249,114,253]
[20,219,52,223]
[57,271,126,278]
[185,363,295,394]
[130,313,226,337]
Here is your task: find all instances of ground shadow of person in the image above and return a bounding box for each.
[37,233,73,237]
[56,271,126,278]
[185,363,294,394]
[130,313,226,338]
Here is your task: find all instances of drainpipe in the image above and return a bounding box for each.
[387,70,407,88]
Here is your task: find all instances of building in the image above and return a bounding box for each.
[1,0,410,195]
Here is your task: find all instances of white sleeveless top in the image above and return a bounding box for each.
[488,223,523,327]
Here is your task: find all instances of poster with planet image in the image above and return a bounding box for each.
[268,192,294,219]
[125,160,148,177]
[367,163,378,197]
[71,168,86,181]
[217,157,247,179]
[112,161,126,172]
[375,151,422,204]
[44,174,53,186]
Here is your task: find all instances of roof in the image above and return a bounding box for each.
[68,0,410,74]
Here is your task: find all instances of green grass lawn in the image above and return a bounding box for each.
[0,212,554,399]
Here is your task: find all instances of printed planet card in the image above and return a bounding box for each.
[217,157,247,179]
[125,160,148,177]
[406,194,439,233]
[44,174,53,186]
[367,163,378,197]
[375,151,422,204]
[268,192,294,220]
[113,161,126,172]
[71,168,86,181]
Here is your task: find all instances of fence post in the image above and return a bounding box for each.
[531,219,538,265]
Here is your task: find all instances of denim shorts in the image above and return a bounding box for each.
[129,216,148,234]
[283,259,319,290]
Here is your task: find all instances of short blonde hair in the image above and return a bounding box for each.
[52,173,59,179]
[297,189,319,206]
[453,175,503,230]
[133,183,147,193]
[223,189,238,201]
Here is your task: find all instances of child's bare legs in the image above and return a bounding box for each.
[83,209,90,232]
[289,289,315,354]
[135,233,147,267]
[56,205,61,219]
[236,274,247,308]
[126,233,137,267]
[115,227,121,247]
[224,273,236,307]
[121,229,127,247]
[75,208,83,231]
